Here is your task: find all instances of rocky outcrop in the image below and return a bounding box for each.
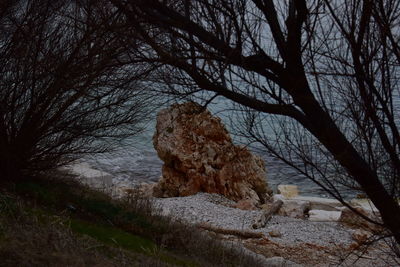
[153,102,271,204]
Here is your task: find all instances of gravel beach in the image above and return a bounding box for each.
[152,193,399,266]
[65,164,399,266]
[152,192,355,247]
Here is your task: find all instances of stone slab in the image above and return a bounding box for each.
[308,209,342,222]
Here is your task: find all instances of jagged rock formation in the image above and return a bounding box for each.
[152,102,271,205]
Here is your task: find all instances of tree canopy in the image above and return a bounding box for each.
[0,0,153,178]
[110,0,400,246]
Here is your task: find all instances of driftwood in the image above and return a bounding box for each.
[252,200,283,229]
[197,222,264,239]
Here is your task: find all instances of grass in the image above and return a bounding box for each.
[0,192,127,266]
[0,172,265,267]
[69,219,155,252]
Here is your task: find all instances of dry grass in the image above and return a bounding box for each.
[0,173,267,267]
[0,192,140,266]
[0,180,182,266]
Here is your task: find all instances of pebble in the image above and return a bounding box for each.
[268,230,282,237]
[153,192,355,247]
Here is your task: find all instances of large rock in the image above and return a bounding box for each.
[308,210,342,222]
[153,102,271,204]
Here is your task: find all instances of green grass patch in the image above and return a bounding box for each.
[13,179,154,230]
[0,192,17,216]
[73,197,152,229]
[14,179,75,208]
[15,181,57,205]
[157,252,199,267]
[68,219,197,266]
[69,219,155,252]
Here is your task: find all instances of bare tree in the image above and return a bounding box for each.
[0,0,154,179]
[110,0,400,246]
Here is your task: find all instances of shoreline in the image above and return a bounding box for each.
[62,161,397,266]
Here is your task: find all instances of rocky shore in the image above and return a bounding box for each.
[61,161,397,266]
[149,187,397,266]
[61,103,399,266]
[153,192,354,247]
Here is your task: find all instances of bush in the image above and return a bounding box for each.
[0,0,153,180]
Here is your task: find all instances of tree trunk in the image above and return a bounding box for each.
[290,79,400,243]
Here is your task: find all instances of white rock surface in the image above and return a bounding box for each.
[294,196,343,209]
[277,185,299,198]
[350,198,378,213]
[308,209,342,222]
[275,194,344,211]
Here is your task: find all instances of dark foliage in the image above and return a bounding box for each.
[0,0,153,179]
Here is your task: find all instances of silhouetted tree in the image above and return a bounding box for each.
[110,0,400,247]
[0,0,154,179]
